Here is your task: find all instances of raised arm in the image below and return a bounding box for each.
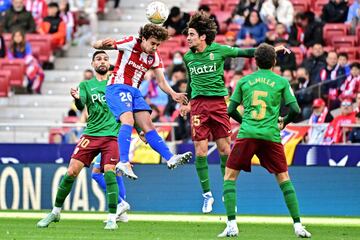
[92,38,117,50]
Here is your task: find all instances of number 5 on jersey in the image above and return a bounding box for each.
[251,90,268,120]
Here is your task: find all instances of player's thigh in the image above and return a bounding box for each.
[209,97,231,140]
[194,139,208,156]
[227,138,258,172]
[133,89,152,113]
[100,137,119,171]
[215,136,231,156]
[106,84,134,122]
[190,98,211,141]
[134,110,155,132]
[256,140,288,174]
[71,135,101,168]
[67,158,85,177]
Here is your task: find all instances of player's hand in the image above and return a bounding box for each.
[278,116,284,130]
[70,87,80,99]
[172,92,188,105]
[101,38,115,48]
[274,45,291,55]
[180,104,191,119]
[138,131,147,144]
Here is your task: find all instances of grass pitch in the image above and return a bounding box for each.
[1,212,360,240]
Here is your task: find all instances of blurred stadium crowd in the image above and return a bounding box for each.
[0,0,360,145]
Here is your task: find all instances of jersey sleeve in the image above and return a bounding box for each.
[282,80,297,105]
[114,36,135,51]
[152,52,164,69]
[230,79,243,104]
[219,44,255,58]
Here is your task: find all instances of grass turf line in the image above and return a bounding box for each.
[1,218,360,240]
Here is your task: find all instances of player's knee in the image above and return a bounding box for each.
[67,168,79,178]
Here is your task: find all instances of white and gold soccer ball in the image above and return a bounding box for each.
[145,1,169,24]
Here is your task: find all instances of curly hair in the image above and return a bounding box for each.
[138,24,168,42]
[254,43,276,69]
[186,12,217,45]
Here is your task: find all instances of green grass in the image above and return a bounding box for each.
[1,218,360,240]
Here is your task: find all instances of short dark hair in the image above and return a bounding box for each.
[350,62,360,69]
[338,52,348,59]
[186,12,217,45]
[92,50,107,61]
[356,112,360,118]
[169,7,181,18]
[198,4,210,12]
[139,24,168,41]
[254,43,276,69]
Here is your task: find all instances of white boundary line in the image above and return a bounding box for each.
[0,212,359,226]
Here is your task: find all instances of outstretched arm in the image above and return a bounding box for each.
[279,102,301,129]
[93,38,117,50]
[153,68,188,105]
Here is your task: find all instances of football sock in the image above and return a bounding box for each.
[118,124,133,163]
[280,180,301,223]
[104,171,119,214]
[145,129,173,160]
[195,156,210,193]
[54,173,75,208]
[116,175,126,202]
[220,155,228,177]
[223,180,237,221]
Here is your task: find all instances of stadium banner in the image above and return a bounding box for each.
[0,164,359,216]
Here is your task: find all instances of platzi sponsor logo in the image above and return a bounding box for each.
[189,63,217,75]
[91,94,106,103]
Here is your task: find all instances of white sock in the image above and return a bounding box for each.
[294,222,303,229]
[108,213,117,222]
[51,207,61,215]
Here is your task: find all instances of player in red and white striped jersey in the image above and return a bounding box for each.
[93,24,191,180]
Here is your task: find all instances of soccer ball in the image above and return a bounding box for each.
[146,1,169,24]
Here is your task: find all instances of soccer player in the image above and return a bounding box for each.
[37,51,120,230]
[92,154,129,222]
[179,12,290,213]
[218,43,311,238]
[93,24,192,180]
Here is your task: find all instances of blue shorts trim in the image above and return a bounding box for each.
[106,84,151,121]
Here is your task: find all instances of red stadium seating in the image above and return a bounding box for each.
[356,26,360,45]
[199,0,222,11]
[26,34,53,63]
[323,24,349,45]
[312,0,329,14]
[331,36,357,48]
[0,59,26,87]
[157,47,171,60]
[291,0,310,13]
[223,0,238,12]
[290,47,304,66]
[337,47,360,61]
[0,70,11,97]
[213,11,232,33]
[49,128,63,143]
[215,34,227,44]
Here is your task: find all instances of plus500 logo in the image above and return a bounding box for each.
[91,94,106,103]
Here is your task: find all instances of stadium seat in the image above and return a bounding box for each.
[337,47,359,61]
[213,11,232,33]
[312,0,329,14]
[0,59,26,87]
[26,34,53,63]
[215,34,226,44]
[291,0,310,13]
[227,23,241,33]
[223,0,238,12]
[331,36,357,48]
[0,70,11,97]
[157,47,171,60]
[49,128,63,143]
[323,24,349,45]
[356,25,360,45]
[199,0,222,11]
[290,47,304,66]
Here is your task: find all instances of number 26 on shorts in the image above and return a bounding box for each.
[119,92,132,102]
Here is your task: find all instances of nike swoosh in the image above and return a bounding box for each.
[91,87,98,91]
[201,179,208,183]
[110,158,118,162]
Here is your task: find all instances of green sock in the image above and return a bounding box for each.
[55,173,75,208]
[220,155,228,177]
[280,180,301,223]
[223,180,236,221]
[195,156,210,193]
[104,171,119,214]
